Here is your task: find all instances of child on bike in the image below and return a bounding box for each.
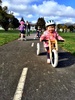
[34,27,42,39]
[40,20,64,63]
[18,21,26,41]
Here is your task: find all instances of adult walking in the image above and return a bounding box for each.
[25,21,30,36]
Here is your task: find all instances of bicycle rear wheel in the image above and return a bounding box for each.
[37,43,40,55]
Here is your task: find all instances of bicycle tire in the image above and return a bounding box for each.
[37,43,40,55]
[51,49,58,67]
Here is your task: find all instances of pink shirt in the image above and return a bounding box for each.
[18,25,25,31]
[40,30,64,47]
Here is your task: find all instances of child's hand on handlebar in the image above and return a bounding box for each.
[42,40,48,42]
[58,39,65,42]
[40,38,48,42]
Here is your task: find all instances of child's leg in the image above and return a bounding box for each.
[23,31,26,40]
[23,34,25,38]
[18,33,21,40]
[46,47,50,59]
[46,47,50,63]
[21,34,23,40]
[23,34,26,40]
[19,33,21,37]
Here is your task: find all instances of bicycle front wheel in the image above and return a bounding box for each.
[51,49,58,67]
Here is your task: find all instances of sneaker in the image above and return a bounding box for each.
[23,38,26,41]
[24,38,27,41]
[18,38,21,40]
[20,38,23,41]
[47,59,50,64]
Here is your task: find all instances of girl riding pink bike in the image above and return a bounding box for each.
[40,20,64,64]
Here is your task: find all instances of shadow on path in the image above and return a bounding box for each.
[39,52,46,56]
[38,50,75,68]
[58,52,75,68]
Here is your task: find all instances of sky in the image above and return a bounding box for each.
[2,0,75,24]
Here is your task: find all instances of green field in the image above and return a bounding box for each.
[0,30,75,56]
[59,32,75,56]
[0,30,19,46]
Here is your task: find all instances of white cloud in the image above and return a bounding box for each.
[27,14,33,18]
[61,18,74,23]
[12,0,38,4]
[13,12,20,16]
[12,4,27,10]
[32,1,75,17]
[2,1,10,7]
[32,20,37,23]
[2,0,75,23]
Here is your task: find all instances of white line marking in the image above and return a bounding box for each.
[13,68,28,100]
[31,42,34,47]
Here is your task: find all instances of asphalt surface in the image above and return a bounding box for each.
[0,33,75,100]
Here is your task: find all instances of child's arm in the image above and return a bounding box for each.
[56,32,64,41]
[18,26,20,30]
[40,33,46,42]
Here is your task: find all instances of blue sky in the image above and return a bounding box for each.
[2,0,75,24]
[54,0,75,8]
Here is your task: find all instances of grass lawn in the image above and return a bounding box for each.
[0,30,19,46]
[58,32,75,56]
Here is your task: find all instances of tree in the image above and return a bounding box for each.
[11,17,19,28]
[0,1,9,30]
[0,0,19,31]
[68,25,74,32]
[20,17,25,22]
[1,17,9,31]
[0,0,2,3]
[36,17,45,30]
[57,24,62,29]
[0,10,14,31]
[73,24,75,29]
[0,0,16,31]
[0,0,2,6]
[0,1,3,24]
[2,6,8,12]
[63,24,68,32]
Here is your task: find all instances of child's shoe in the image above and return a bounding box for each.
[47,59,50,64]
[18,38,21,40]
[23,38,26,41]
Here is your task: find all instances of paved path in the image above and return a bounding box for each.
[0,33,75,100]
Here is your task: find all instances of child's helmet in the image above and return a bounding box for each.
[20,21,25,25]
[45,20,56,27]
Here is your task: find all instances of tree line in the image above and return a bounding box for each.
[36,18,75,32]
[0,0,19,31]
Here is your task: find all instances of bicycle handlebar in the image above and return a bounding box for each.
[42,39,64,42]
[57,40,65,42]
[42,40,48,42]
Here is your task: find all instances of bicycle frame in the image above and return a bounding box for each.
[49,39,58,57]
[48,39,58,67]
